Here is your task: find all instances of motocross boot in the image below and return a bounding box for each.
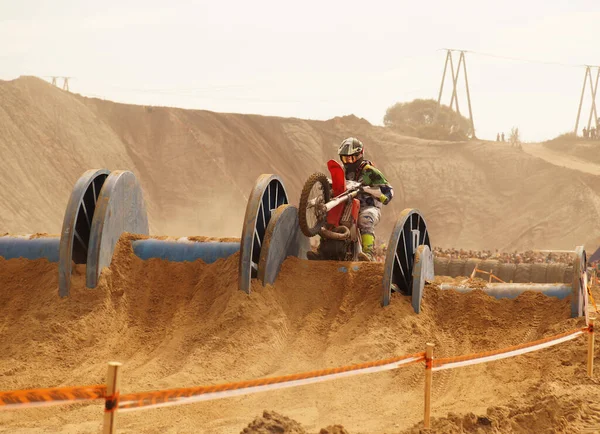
[358,233,375,262]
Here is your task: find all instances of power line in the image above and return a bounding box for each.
[439,48,599,69]
[104,84,246,94]
[438,48,600,139]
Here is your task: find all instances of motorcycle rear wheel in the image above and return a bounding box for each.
[299,172,331,237]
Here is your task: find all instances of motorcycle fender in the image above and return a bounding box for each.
[326,160,347,226]
[327,159,346,197]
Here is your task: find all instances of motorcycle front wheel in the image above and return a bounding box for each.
[298,172,331,237]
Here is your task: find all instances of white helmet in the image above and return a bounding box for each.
[338,137,364,164]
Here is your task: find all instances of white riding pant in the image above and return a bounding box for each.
[357,206,381,235]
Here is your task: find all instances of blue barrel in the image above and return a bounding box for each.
[0,237,61,262]
[440,283,572,300]
[131,240,240,264]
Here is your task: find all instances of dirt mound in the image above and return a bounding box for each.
[402,390,600,433]
[0,234,593,433]
[241,411,350,434]
[242,410,306,434]
[318,426,349,434]
[3,77,600,251]
[241,390,600,434]
[0,77,141,233]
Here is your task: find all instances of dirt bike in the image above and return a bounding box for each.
[298,159,383,261]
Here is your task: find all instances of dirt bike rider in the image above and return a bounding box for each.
[338,137,394,261]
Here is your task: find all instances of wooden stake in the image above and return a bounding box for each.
[103,362,122,434]
[470,266,477,279]
[588,317,596,378]
[424,343,434,429]
[491,274,506,283]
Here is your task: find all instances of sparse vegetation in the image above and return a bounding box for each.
[509,127,521,148]
[544,132,580,146]
[383,98,472,141]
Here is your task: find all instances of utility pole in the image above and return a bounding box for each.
[574,66,600,135]
[48,76,72,92]
[436,49,476,139]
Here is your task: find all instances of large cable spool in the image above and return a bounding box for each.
[382,208,431,307]
[58,169,112,296]
[0,168,117,297]
[59,169,148,297]
[258,204,309,286]
[3,168,307,298]
[238,174,289,294]
[85,170,149,290]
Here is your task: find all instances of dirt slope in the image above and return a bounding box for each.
[2,76,600,433]
[2,76,600,251]
[523,142,600,176]
[0,77,143,231]
[525,138,600,255]
[0,237,597,433]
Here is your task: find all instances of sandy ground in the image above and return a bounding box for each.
[2,77,600,433]
[523,142,600,176]
[0,237,599,433]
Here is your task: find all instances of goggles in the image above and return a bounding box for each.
[341,154,360,164]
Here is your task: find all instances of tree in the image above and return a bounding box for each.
[383,99,472,140]
[509,127,521,148]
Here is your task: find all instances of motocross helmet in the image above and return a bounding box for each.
[338,137,364,171]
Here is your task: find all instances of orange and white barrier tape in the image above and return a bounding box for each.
[0,326,593,414]
[0,384,106,409]
[432,327,588,372]
[117,352,425,412]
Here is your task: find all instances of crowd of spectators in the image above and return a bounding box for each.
[431,247,574,264]
[308,240,580,265]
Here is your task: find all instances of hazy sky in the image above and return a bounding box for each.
[1,0,599,141]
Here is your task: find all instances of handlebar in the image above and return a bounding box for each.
[325,184,384,212]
